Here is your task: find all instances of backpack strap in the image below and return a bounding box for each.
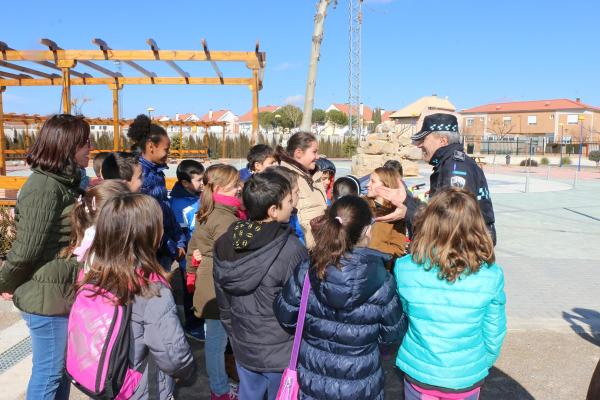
[147,353,159,400]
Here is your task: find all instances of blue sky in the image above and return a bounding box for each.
[1,0,599,118]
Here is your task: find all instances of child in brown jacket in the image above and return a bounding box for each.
[365,167,408,267]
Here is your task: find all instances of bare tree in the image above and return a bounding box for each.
[486,118,515,164]
[486,118,514,139]
[300,0,332,132]
[71,97,92,115]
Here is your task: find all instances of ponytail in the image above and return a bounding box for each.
[65,180,130,256]
[310,196,373,280]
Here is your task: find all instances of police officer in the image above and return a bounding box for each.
[414,113,496,243]
[377,113,496,245]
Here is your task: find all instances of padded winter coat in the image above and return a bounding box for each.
[130,283,196,400]
[274,247,407,400]
[279,160,326,249]
[394,255,506,391]
[0,167,81,315]
[213,223,308,372]
[185,202,239,319]
[139,157,186,261]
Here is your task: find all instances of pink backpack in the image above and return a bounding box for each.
[66,275,165,399]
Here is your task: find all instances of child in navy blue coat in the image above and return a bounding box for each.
[127,114,185,271]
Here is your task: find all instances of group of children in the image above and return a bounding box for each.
[59,118,506,400]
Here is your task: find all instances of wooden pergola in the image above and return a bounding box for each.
[1,112,229,159]
[0,38,266,174]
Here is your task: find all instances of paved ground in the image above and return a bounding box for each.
[1,163,599,399]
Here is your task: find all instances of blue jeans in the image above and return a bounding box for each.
[205,319,229,395]
[21,312,70,400]
[236,362,282,400]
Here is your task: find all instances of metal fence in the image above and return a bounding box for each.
[462,137,600,156]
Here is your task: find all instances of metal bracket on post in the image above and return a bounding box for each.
[57,60,77,114]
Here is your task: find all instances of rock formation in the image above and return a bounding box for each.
[351,120,422,177]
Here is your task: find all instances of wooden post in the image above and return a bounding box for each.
[251,69,259,144]
[109,83,122,151]
[179,124,183,158]
[57,60,76,114]
[24,122,29,149]
[0,87,5,175]
[222,125,226,159]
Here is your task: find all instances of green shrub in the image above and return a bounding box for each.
[561,157,572,165]
[540,157,550,165]
[520,159,538,167]
[589,150,600,166]
[0,207,16,259]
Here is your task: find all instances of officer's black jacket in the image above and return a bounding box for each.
[404,143,496,243]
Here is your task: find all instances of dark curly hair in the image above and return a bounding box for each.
[126,114,168,154]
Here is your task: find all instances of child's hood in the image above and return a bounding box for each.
[311,247,391,310]
[213,221,292,295]
[170,181,197,199]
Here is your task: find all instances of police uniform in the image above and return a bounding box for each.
[430,143,496,242]
[404,114,497,245]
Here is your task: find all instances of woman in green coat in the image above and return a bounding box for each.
[0,114,90,400]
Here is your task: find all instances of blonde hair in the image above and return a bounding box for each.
[80,193,166,304]
[371,167,401,210]
[411,188,495,283]
[196,164,239,225]
[66,180,130,255]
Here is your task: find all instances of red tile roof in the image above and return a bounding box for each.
[175,113,194,121]
[381,110,392,122]
[330,103,373,121]
[238,105,280,123]
[461,99,600,114]
[200,109,230,122]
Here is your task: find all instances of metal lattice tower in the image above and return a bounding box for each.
[348,0,362,140]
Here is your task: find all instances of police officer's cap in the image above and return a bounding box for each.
[411,113,459,141]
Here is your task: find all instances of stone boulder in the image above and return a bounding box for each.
[351,121,422,177]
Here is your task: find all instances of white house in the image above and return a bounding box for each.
[199,109,238,135]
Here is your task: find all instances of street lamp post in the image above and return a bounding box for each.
[147,107,155,119]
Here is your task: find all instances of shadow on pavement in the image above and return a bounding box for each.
[382,343,537,400]
[563,308,600,346]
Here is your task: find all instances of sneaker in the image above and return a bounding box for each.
[184,326,205,342]
[210,386,239,400]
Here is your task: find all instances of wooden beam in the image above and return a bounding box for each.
[202,39,224,84]
[79,60,122,78]
[0,61,60,79]
[61,66,71,113]
[0,71,32,80]
[147,39,189,78]
[40,39,92,78]
[0,76,253,87]
[40,38,119,79]
[251,70,259,145]
[0,87,6,174]
[1,50,262,67]
[109,83,122,151]
[93,39,157,78]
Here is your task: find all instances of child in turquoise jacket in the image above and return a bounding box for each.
[394,188,506,400]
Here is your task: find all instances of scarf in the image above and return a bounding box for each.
[213,193,248,220]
